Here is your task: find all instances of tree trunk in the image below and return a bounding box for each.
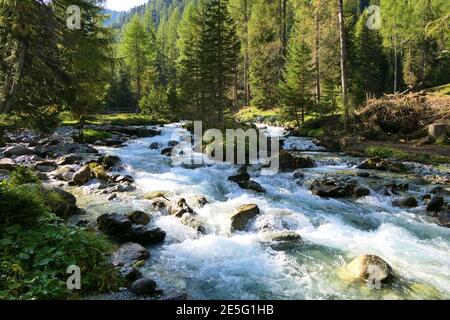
[337,0,349,131]
[314,3,321,104]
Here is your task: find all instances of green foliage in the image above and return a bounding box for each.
[365,146,450,165]
[248,0,283,108]
[279,22,314,126]
[0,178,121,299]
[0,222,121,300]
[0,182,49,230]
[74,129,113,144]
[8,167,40,186]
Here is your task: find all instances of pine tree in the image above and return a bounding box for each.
[351,9,388,104]
[248,0,284,108]
[279,28,313,127]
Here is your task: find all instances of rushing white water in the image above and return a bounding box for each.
[85,124,450,300]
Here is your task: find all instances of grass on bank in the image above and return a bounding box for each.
[60,112,169,127]
[429,83,450,96]
[0,168,121,300]
[365,146,450,165]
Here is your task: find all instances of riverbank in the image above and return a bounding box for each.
[1,121,449,300]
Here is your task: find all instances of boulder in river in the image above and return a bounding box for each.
[438,211,450,228]
[97,213,133,235]
[192,195,209,208]
[231,204,260,232]
[228,166,265,193]
[149,142,162,150]
[34,161,58,173]
[122,225,166,246]
[145,191,169,200]
[130,278,159,296]
[0,158,16,171]
[427,196,445,212]
[265,231,302,242]
[127,211,151,225]
[57,154,82,166]
[112,242,149,268]
[180,213,206,234]
[72,165,93,186]
[4,145,34,157]
[392,197,418,208]
[357,157,406,173]
[343,254,393,283]
[161,147,173,157]
[278,150,314,171]
[310,177,370,199]
[98,155,121,169]
[97,213,166,245]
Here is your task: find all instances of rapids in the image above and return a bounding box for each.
[78,123,450,300]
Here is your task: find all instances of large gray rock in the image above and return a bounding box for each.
[112,242,149,268]
[231,204,260,231]
[4,145,34,157]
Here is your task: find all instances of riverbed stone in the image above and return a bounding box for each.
[438,211,450,228]
[192,195,209,208]
[72,165,92,186]
[231,204,260,231]
[112,242,150,267]
[357,157,406,173]
[57,154,82,165]
[278,150,314,171]
[145,191,169,200]
[130,278,158,296]
[293,169,305,179]
[161,147,173,156]
[127,211,151,225]
[123,225,166,245]
[180,213,206,234]
[35,161,58,173]
[149,142,162,150]
[310,177,370,199]
[344,254,393,283]
[0,158,16,171]
[98,155,121,169]
[266,231,302,242]
[97,213,133,234]
[4,145,34,157]
[427,196,445,212]
[392,197,418,208]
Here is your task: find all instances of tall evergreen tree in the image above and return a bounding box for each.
[279,27,313,127]
[351,9,388,104]
[248,0,284,108]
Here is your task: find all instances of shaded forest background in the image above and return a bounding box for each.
[1,0,449,132]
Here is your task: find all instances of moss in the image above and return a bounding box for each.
[87,163,110,181]
[235,106,281,123]
[61,113,169,127]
